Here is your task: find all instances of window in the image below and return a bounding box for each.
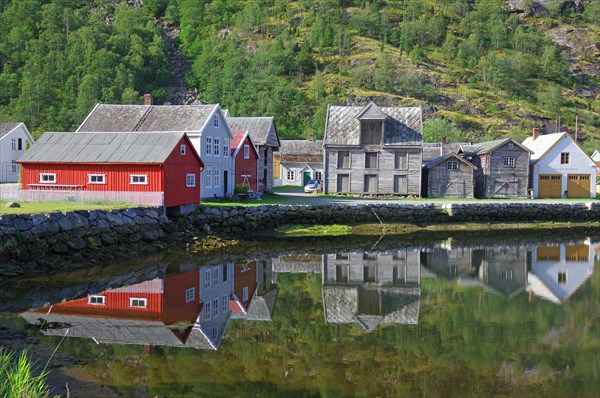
[40,173,56,183]
[222,295,228,312]
[180,144,186,155]
[214,171,220,187]
[360,121,383,145]
[88,174,105,184]
[447,161,458,170]
[213,268,219,286]
[394,175,408,194]
[242,286,249,301]
[558,272,567,284]
[214,138,220,156]
[501,269,514,280]
[185,288,195,303]
[244,144,250,159]
[88,295,105,305]
[337,151,350,169]
[223,140,229,156]
[11,139,16,150]
[206,137,212,155]
[205,301,211,320]
[445,266,458,277]
[204,270,211,288]
[213,114,219,127]
[213,299,219,316]
[314,171,322,181]
[337,174,350,193]
[508,143,514,150]
[560,152,570,164]
[205,169,212,188]
[223,264,228,282]
[130,175,147,185]
[365,152,378,169]
[186,173,196,187]
[18,138,22,151]
[394,151,408,170]
[130,298,147,308]
[364,174,378,193]
[212,327,218,340]
[503,157,516,167]
[286,170,296,181]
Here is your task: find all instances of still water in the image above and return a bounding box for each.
[2,230,599,397]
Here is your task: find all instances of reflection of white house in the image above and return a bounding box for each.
[198,264,233,349]
[522,130,596,198]
[322,250,421,332]
[0,122,34,182]
[276,140,323,187]
[527,242,595,304]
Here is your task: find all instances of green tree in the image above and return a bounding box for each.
[422,118,467,142]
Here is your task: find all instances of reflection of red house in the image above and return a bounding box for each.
[18,132,204,207]
[231,131,259,192]
[36,269,202,341]
[230,261,258,316]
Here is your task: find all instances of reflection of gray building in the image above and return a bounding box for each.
[272,255,322,274]
[322,250,421,332]
[527,242,595,304]
[421,242,476,280]
[231,259,278,321]
[479,248,528,297]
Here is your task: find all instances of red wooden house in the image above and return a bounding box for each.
[18,132,204,207]
[230,131,259,192]
[230,261,258,316]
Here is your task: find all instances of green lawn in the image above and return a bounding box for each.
[200,193,310,207]
[0,201,136,215]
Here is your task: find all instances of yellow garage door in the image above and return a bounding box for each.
[567,175,591,198]
[538,175,562,198]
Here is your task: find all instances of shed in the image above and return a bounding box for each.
[422,153,476,198]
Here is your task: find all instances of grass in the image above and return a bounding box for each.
[200,193,312,207]
[0,201,137,215]
[276,224,352,236]
[0,348,53,398]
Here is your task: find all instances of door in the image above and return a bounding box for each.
[364,175,378,193]
[444,180,466,198]
[493,180,519,197]
[394,175,408,194]
[538,174,562,198]
[567,175,591,198]
[223,170,228,196]
[337,174,349,193]
[303,171,311,186]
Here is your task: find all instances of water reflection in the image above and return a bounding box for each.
[21,240,597,349]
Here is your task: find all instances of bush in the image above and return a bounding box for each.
[234,184,249,194]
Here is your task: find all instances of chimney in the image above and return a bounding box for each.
[532,128,540,141]
[441,136,447,145]
[144,93,154,106]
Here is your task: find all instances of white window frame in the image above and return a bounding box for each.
[206,137,212,156]
[129,175,148,185]
[205,169,212,188]
[560,152,570,164]
[11,139,16,150]
[314,171,322,181]
[212,268,219,286]
[185,287,195,303]
[204,270,211,288]
[88,174,106,184]
[213,114,219,127]
[214,138,220,156]
[40,173,56,183]
[244,144,250,159]
[286,170,296,181]
[212,327,218,340]
[213,298,219,316]
[180,144,186,155]
[214,170,220,188]
[447,161,458,170]
[129,297,147,308]
[223,140,229,157]
[222,295,228,312]
[243,286,249,301]
[205,301,211,320]
[503,157,516,167]
[186,173,196,187]
[88,295,105,305]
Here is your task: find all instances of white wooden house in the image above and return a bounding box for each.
[77,101,233,199]
[276,140,323,187]
[522,130,596,198]
[0,123,34,183]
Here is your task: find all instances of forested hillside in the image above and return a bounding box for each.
[1,0,599,151]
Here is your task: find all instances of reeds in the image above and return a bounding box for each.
[0,348,51,398]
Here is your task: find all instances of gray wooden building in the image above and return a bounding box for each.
[422,153,476,198]
[459,138,531,198]
[323,102,423,196]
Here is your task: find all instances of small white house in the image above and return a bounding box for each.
[277,140,323,187]
[0,122,34,183]
[522,131,596,198]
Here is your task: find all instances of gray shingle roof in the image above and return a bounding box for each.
[226,117,279,147]
[324,104,422,146]
[460,138,531,155]
[279,140,323,155]
[19,132,186,163]
[422,143,442,162]
[0,122,22,139]
[77,104,217,132]
[247,288,278,321]
[423,153,477,170]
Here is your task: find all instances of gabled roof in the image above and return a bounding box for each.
[226,116,280,147]
[0,122,22,139]
[247,288,278,321]
[230,130,258,158]
[591,150,600,161]
[460,138,531,156]
[357,102,387,120]
[423,153,477,170]
[18,132,201,165]
[323,104,422,146]
[279,140,323,155]
[77,104,219,133]
[422,143,442,162]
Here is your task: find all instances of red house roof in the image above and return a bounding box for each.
[230,131,258,158]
